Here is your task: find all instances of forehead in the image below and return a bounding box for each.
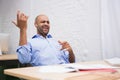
[37,15,49,21]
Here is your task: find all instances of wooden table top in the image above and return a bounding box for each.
[0,54,18,61]
[4,61,120,80]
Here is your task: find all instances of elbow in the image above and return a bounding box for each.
[17,51,31,64]
[18,55,31,64]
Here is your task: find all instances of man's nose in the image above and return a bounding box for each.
[44,21,49,25]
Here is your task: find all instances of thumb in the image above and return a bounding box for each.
[12,20,17,26]
[58,40,62,44]
[58,40,64,50]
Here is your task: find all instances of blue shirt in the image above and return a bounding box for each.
[17,34,70,66]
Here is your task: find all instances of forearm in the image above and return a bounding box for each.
[59,41,75,63]
[19,29,27,46]
[68,48,75,63]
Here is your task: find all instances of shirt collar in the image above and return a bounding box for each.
[32,34,52,39]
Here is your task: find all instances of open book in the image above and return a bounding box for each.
[39,64,118,73]
[63,63,118,73]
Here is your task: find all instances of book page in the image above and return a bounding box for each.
[39,66,78,73]
[63,63,118,70]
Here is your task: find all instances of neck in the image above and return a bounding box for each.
[37,31,47,38]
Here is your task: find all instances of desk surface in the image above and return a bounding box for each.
[0,54,19,66]
[4,61,120,80]
[0,54,17,61]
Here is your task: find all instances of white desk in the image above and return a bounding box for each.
[4,61,120,80]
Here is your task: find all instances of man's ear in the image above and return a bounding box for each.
[34,22,38,28]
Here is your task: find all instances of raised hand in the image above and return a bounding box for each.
[12,11,28,46]
[58,40,75,63]
[58,41,72,51]
[12,11,28,30]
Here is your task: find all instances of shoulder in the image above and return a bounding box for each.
[27,34,39,43]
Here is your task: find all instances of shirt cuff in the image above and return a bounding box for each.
[16,43,31,53]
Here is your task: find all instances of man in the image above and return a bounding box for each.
[13,11,75,66]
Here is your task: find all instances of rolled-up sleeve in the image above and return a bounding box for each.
[16,42,32,64]
[61,50,70,63]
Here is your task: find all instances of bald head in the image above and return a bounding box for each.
[35,14,49,24]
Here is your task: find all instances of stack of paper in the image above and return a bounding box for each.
[105,57,120,66]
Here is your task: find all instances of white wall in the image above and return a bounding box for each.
[0,0,102,62]
[0,18,1,32]
[101,0,120,59]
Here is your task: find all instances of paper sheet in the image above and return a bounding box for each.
[105,57,120,66]
[39,66,78,73]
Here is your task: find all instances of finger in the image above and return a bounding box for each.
[21,12,29,20]
[17,10,20,20]
[58,40,62,44]
[58,40,66,44]
[20,13,24,19]
[63,48,69,51]
[61,47,70,51]
[61,41,67,45]
[12,21,17,26]
[24,15,29,20]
